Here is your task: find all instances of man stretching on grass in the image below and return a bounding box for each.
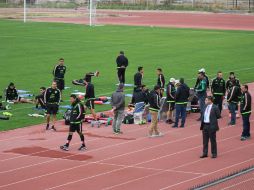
[44,81,61,131]
[60,94,86,151]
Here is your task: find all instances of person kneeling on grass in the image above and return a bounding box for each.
[44,81,61,131]
[111,83,125,134]
[35,87,46,109]
[148,85,163,137]
[60,94,86,151]
[5,82,33,104]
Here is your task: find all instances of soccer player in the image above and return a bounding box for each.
[134,66,144,87]
[116,51,128,84]
[148,85,163,137]
[195,72,207,121]
[166,78,176,124]
[84,79,97,120]
[53,58,66,98]
[211,71,226,113]
[5,82,33,103]
[60,94,86,151]
[157,68,165,97]
[240,84,252,141]
[35,87,46,109]
[44,81,61,131]
[72,71,99,86]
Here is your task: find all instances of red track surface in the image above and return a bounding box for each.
[32,10,254,31]
[0,83,254,190]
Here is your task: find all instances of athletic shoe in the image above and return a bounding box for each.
[180,125,185,128]
[51,126,57,131]
[172,125,178,128]
[154,133,163,137]
[241,136,247,141]
[60,145,69,151]
[46,124,50,130]
[78,144,87,151]
[95,71,100,77]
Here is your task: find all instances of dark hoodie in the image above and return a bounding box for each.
[175,83,190,104]
[111,88,125,111]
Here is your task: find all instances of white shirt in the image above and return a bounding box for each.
[204,104,213,123]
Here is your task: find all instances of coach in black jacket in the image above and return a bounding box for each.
[200,96,221,159]
[116,51,128,84]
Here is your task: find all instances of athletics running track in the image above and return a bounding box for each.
[0,83,254,190]
[31,9,254,31]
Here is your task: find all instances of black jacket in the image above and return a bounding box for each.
[157,74,165,89]
[134,72,143,87]
[201,104,221,131]
[166,82,176,102]
[211,77,226,96]
[226,78,240,91]
[35,92,46,109]
[85,83,95,100]
[149,90,160,111]
[5,87,18,101]
[131,88,146,104]
[116,55,128,68]
[195,75,209,89]
[44,87,61,104]
[53,65,66,79]
[70,100,85,124]
[227,86,240,104]
[175,83,190,104]
[240,91,252,115]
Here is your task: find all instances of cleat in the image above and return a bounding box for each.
[78,144,87,151]
[60,145,69,151]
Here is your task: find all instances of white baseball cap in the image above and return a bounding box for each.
[199,68,206,73]
[170,78,176,83]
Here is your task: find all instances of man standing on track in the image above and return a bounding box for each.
[148,85,163,137]
[200,96,221,159]
[211,71,226,113]
[240,84,252,141]
[44,81,61,131]
[53,58,66,99]
[116,51,128,84]
[166,78,176,124]
[60,94,86,151]
[111,83,125,134]
[227,80,241,126]
[157,68,165,97]
[195,72,207,121]
[84,79,97,120]
[173,78,190,128]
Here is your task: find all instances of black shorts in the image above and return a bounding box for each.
[55,79,65,91]
[46,104,59,115]
[167,101,175,111]
[85,100,95,109]
[70,123,82,133]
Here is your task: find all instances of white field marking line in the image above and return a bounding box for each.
[0,126,181,174]
[0,124,149,162]
[159,158,254,190]
[44,135,254,190]
[220,177,254,190]
[92,134,253,190]
[0,123,202,188]
[0,123,236,189]
[96,162,206,176]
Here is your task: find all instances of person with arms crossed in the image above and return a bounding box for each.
[200,96,221,159]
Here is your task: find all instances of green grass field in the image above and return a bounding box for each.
[0,19,254,131]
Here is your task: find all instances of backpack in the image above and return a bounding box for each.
[123,114,134,124]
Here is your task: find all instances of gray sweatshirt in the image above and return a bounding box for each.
[111,90,125,111]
